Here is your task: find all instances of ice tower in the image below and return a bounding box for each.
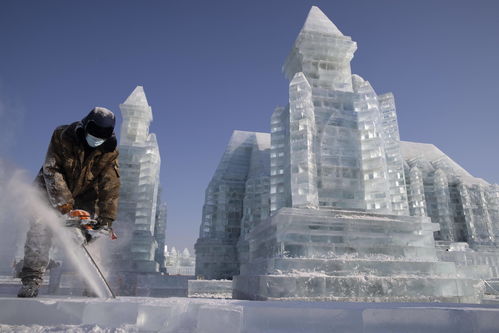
[272,6,408,214]
[112,86,166,274]
[197,6,491,302]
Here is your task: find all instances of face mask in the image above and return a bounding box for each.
[86,133,106,147]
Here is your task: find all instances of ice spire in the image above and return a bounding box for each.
[301,6,344,36]
[124,86,149,107]
[119,85,153,145]
[284,6,356,91]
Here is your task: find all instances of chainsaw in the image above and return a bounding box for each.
[63,209,117,298]
[65,209,117,244]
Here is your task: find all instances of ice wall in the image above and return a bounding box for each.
[195,131,269,279]
[400,141,498,247]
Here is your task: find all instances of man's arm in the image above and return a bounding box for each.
[97,153,120,225]
[42,129,74,212]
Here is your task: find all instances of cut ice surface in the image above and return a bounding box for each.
[1,297,499,333]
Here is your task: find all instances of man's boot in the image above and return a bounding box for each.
[17,279,40,298]
[82,287,98,297]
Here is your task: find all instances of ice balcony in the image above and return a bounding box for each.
[234,208,487,302]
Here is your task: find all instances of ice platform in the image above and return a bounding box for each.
[0,296,499,332]
[234,208,485,302]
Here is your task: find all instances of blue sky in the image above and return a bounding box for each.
[0,0,498,251]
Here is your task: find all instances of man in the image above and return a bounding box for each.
[18,107,120,297]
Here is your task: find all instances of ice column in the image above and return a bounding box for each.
[270,106,290,213]
[432,169,455,241]
[407,165,427,216]
[458,183,479,245]
[486,185,499,241]
[456,183,497,246]
[353,75,392,213]
[469,184,495,245]
[154,188,168,272]
[289,72,319,209]
[379,93,409,215]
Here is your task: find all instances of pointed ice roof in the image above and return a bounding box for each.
[123,86,149,106]
[290,72,311,88]
[301,6,344,36]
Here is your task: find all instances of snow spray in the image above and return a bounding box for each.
[0,162,109,297]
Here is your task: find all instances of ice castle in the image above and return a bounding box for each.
[196,7,499,302]
[111,86,167,276]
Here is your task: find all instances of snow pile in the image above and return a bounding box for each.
[188,280,233,299]
[0,296,499,332]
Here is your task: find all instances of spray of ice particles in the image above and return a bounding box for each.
[0,161,108,297]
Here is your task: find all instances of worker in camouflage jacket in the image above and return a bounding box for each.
[18,107,120,298]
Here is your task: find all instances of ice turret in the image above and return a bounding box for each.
[119,86,153,145]
[283,6,357,92]
[123,85,149,106]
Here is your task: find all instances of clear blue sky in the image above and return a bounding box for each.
[0,1,498,251]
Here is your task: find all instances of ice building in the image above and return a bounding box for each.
[195,131,270,279]
[165,246,196,276]
[197,7,499,303]
[112,86,167,274]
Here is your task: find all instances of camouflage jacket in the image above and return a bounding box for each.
[35,122,120,221]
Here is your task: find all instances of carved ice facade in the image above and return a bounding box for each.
[195,131,270,279]
[196,7,499,302]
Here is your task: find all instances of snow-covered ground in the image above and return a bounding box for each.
[1,296,499,333]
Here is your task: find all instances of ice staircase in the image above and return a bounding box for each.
[234,208,485,302]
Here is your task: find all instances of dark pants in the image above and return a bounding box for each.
[19,219,53,284]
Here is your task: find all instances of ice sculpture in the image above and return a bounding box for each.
[164,246,195,275]
[197,6,499,302]
[274,6,408,214]
[110,86,167,274]
[195,131,270,279]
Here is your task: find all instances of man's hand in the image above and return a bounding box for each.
[95,217,113,230]
[57,203,73,215]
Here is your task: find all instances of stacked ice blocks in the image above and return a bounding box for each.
[234,208,484,302]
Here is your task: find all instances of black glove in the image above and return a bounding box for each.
[94,217,113,230]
